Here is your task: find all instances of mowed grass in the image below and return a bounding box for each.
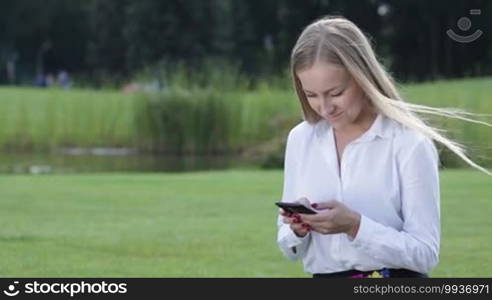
[0,169,490,277]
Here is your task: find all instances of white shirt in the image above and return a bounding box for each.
[276,113,440,274]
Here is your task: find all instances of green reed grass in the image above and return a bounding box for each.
[400,77,492,167]
[0,77,490,167]
[0,87,138,151]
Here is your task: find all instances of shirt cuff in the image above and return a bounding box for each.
[346,214,376,248]
[284,226,310,248]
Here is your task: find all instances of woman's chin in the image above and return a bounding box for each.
[327,117,344,126]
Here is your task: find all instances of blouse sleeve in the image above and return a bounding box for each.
[276,128,311,260]
[347,136,440,274]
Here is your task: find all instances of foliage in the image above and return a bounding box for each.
[1,0,492,85]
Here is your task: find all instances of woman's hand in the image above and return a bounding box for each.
[299,200,361,238]
[279,208,311,237]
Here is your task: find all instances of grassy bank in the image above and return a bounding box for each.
[0,87,138,151]
[0,77,491,165]
[401,78,492,167]
[0,169,490,277]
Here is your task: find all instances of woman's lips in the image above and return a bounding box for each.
[327,111,343,120]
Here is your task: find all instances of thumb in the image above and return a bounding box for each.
[311,200,337,210]
[297,197,310,207]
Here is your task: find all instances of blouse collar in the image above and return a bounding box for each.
[314,112,395,144]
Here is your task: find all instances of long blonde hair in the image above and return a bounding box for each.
[291,15,492,175]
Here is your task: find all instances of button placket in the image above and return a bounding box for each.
[339,144,352,201]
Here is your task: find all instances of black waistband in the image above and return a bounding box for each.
[313,268,428,278]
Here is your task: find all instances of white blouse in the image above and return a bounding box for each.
[276,113,440,274]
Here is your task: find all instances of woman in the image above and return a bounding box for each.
[277,16,491,278]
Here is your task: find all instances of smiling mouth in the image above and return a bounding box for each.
[328,111,343,120]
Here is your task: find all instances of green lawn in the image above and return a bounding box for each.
[0,169,490,277]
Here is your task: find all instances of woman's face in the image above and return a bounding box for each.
[297,62,370,130]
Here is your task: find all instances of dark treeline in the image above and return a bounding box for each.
[1,0,491,86]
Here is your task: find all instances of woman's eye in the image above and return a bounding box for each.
[306,94,316,98]
[331,90,344,97]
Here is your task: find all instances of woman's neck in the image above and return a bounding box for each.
[334,109,377,141]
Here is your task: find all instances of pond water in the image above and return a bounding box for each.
[0,148,261,174]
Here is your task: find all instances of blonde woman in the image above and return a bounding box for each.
[277,16,491,278]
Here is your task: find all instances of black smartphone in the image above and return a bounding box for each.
[275,202,317,214]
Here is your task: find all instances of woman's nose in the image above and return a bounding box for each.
[320,102,335,116]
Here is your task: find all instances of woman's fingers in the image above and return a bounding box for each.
[282,215,299,224]
[281,211,312,235]
[283,217,292,224]
[283,214,310,230]
[297,197,310,207]
[299,210,332,225]
[279,208,292,217]
[290,222,311,236]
